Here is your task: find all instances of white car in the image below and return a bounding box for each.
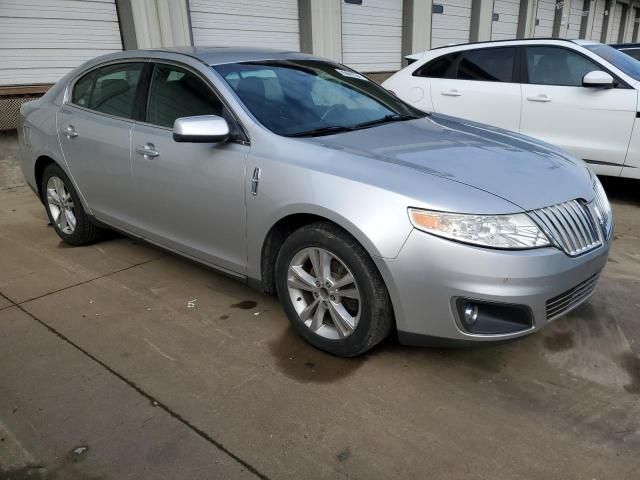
[383,39,640,179]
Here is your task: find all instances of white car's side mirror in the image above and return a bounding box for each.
[173,115,230,143]
[582,70,615,88]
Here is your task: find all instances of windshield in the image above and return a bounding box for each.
[584,43,640,81]
[213,59,425,137]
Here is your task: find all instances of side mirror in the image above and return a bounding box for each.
[173,115,230,143]
[582,70,615,88]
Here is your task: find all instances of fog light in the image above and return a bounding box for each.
[463,304,479,325]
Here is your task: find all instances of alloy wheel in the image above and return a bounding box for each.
[287,247,361,340]
[46,176,76,234]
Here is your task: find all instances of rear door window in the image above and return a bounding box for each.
[71,71,95,108]
[456,48,516,82]
[414,53,458,78]
[89,63,145,119]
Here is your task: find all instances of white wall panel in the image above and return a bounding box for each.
[566,0,584,38]
[189,0,300,50]
[431,0,473,48]
[341,0,403,72]
[589,0,605,41]
[607,2,623,43]
[491,0,522,40]
[533,0,556,37]
[0,0,122,86]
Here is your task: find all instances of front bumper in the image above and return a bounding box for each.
[375,229,609,343]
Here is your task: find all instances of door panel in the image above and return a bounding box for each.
[429,47,521,131]
[520,46,637,176]
[59,106,135,227]
[130,63,249,273]
[59,61,145,229]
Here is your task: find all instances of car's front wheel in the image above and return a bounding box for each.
[41,163,105,246]
[275,222,393,357]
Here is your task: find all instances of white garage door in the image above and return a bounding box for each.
[533,0,556,37]
[431,0,473,48]
[341,0,403,72]
[607,3,623,43]
[565,0,584,38]
[491,0,522,40]
[0,0,122,87]
[189,0,300,50]
[589,0,606,41]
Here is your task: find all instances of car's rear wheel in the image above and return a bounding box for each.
[41,163,105,246]
[275,222,393,357]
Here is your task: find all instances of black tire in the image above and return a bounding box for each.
[41,163,105,246]
[275,222,393,357]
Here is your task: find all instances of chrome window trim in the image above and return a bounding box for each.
[62,56,251,145]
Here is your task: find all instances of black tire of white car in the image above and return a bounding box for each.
[41,163,105,246]
[275,222,393,357]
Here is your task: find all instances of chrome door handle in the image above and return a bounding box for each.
[527,94,551,102]
[64,125,78,138]
[441,89,462,97]
[135,143,160,158]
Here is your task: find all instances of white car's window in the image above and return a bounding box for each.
[457,48,515,82]
[90,63,144,119]
[413,53,458,78]
[525,47,600,87]
[146,64,224,129]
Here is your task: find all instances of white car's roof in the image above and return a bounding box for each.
[405,38,604,61]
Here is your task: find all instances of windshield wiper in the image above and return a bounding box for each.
[287,125,355,138]
[353,114,420,130]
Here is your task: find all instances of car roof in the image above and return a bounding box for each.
[610,43,640,49]
[106,46,318,66]
[405,38,602,59]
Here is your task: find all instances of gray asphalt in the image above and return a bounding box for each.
[1,129,639,479]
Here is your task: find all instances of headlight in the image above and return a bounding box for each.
[408,208,551,249]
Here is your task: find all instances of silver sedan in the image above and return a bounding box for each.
[18,47,612,356]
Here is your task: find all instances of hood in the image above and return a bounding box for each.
[302,114,594,211]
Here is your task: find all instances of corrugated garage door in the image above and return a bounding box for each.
[189,0,300,50]
[491,0,522,40]
[624,6,638,41]
[589,0,606,41]
[533,0,556,37]
[341,0,403,72]
[431,0,473,48]
[0,0,122,86]
[565,0,584,38]
[607,2,623,43]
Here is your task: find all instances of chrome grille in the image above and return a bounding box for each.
[529,200,602,257]
[546,273,600,320]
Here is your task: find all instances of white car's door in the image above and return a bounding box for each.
[424,46,522,131]
[520,45,637,176]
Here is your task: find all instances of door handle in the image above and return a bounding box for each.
[441,89,462,97]
[64,125,78,139]
[135,143,160,159]
[527,94,551,102]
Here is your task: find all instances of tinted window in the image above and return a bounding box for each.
[90,63,144,119]
[587,43,640,80]
[147,64,224,128]
[457,48,515,82]
[526,47,600,86]
[414,54,457,78]
[622,48,640,61]
[214,60,424,137]
[72,72,94,108]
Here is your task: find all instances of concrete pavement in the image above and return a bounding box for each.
[1,130,640,479]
